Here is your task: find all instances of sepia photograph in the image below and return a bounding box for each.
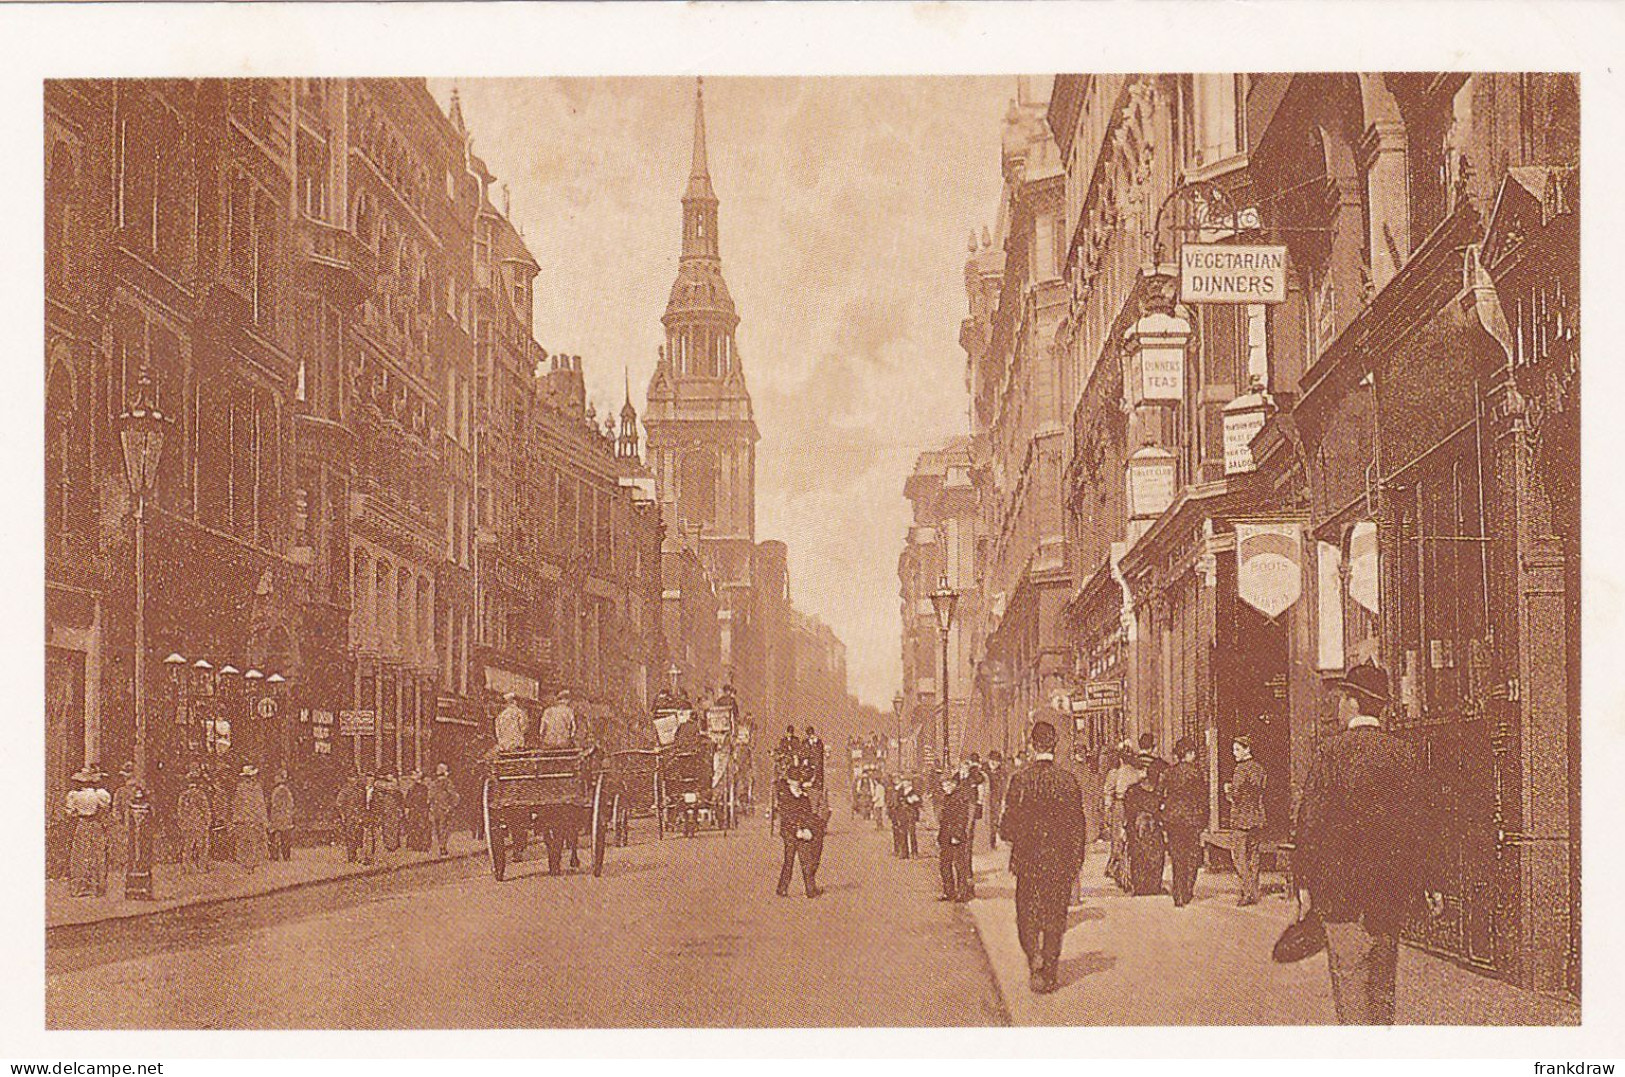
[12,0,1616,1063]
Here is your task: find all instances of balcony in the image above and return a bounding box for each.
[295,217,375,308]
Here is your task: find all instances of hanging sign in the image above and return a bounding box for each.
[1235,522,1303,618]
[1347,520,1379,614]
[1181,244,1287,304]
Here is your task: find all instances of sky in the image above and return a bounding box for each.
[428,77,1015,708]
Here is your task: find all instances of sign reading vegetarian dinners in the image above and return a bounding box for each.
[1180,244,1287,304]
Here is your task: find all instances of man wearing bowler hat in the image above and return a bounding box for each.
[1293,660,1442,1024]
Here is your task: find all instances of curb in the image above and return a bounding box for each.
[46,845,487,936]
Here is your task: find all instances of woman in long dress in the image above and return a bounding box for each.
[403,772,431,852]
[65,768,112,897]
[231,765,270,872]
[1122,752,1167,896]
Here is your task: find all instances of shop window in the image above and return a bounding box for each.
[1388,439,1488,722]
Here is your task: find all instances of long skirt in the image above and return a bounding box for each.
[1105,802,1128,889]
[1125,812,1166,895]
[405,808,432,852]
[233,822,268,870]
[69,815,110,896]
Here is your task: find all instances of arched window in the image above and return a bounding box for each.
[46,144,75,290]
[352,548,374,649]
[45,352,75,544]
[376,560,395,655]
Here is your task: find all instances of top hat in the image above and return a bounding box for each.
[1336,660,1391,707]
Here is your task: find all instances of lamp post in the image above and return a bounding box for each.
[267,672,287,772]
[667,663,682,697]
[116,368,171,788]
[891,691,904,766]
[928,574,959,770]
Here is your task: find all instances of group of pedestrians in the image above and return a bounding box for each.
[60,761,303,897]
[984,659,1443,1023]
[333,765,462,865]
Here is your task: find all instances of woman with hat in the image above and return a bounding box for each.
[176,769,213,874]
[1121,745,1167,896]
[63,766,112,897]
[230,764,270,872]
[1101,743,1143,892]
[107,761,137,876]
[268,770,296,862]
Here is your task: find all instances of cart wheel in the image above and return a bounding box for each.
[589,775,607,877]
[484,779,506,882]
[655,773,666,841]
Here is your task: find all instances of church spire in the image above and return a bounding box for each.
[684,77,715,203]
[448,85,466,134]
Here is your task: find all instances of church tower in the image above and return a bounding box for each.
[645,78,760,600]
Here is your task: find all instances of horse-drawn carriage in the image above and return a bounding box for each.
[606,748,663,845]
[481,746,613,881]
[648,703,743,838]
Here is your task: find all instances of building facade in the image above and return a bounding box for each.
[962,78,1074,765]
[898,437,979,764]
[1021,71,1579,996]
[44,77,666,859]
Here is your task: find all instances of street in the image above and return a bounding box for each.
[46,810,1007,1029]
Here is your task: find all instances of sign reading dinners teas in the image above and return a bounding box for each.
[1180,244,1287,304]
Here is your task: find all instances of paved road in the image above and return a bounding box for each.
[47,809,1007,1029]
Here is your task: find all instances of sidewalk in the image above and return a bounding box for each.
[959,840,1579,1026]
[47,833,486,931]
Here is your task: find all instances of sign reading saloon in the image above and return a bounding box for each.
[1180,244,1287,304]
[1235,522,1303,619]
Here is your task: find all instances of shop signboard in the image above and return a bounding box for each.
[1235,522,1303,619]
[1180,244,1288,304]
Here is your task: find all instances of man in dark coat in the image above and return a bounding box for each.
[801,725,826,787]
[774,764,822,898]
[998,721,1086,994]
[1294,660,1441,1025]
[936,770,975,902]
[1162,736,1208,907]
[986,751,1008,850]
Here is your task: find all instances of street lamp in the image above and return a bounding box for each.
[929,574,959,770]
[891,691,904,764]
[116,368,171,788]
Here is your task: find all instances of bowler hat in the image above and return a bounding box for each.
[1272,908,1327,963]
[436,763,450,776]
[118,761,135,778]
[70,767,102,785]
[1336,660,1391,707]
[240,764,259,778]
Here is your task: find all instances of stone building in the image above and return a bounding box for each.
[961,77,1074,764]
[44,77,667,856]
[1030,70,1579,996]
